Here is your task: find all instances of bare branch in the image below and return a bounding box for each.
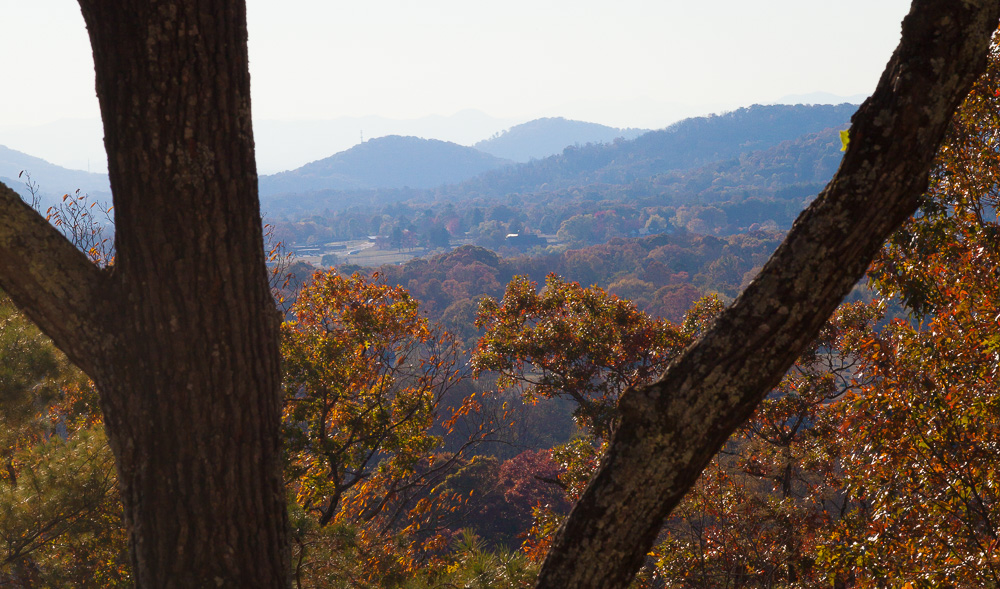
[0,181,109,376]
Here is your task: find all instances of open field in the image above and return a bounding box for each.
[293,237,476,268]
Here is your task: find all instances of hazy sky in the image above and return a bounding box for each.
[1,0,911,170]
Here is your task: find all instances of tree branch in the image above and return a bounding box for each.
[535,1,1000,587]
[0,181,109,376]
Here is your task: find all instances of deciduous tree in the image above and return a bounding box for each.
[535,3,1000,587]
[474,274,686,438]
[282,271,465,528]
[0,295,127,586]
[0,1,287,585]
[0,1,994,586]
[819,41,1000,586]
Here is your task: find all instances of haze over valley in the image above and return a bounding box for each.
[9,2,999,585]
[3,101,857,214]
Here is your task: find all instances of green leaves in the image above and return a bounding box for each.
[0,294,127,584]
[0,425,127,586]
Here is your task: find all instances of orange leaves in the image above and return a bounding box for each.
[281,270,469,531]
[829,296,1000,586]
[825,85,1000,581]
[41,190,115,267]
[278,270,511,587]
[473,273,687,437]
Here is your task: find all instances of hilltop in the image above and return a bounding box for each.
[452,103,855,199]
[0,144,111,199]
[258,135,511,196]
[474,117,648,162]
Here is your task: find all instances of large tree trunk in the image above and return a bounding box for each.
[0,1,289,587]
[0,0,995,587]
[535,1,1000,588]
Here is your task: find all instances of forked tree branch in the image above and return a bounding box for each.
[0,181,109,375]
[536,1,1000,587]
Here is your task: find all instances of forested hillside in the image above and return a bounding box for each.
[258,135,512,195]
[446,103,854,198]
[260,103,855,254]
[264,121,850,266]
[0,145,111,207]
[7,23,1000,589]
[473,117,648,162]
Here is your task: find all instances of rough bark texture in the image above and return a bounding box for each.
[0,184,107,375]
[0,1,288,587]
[535,2,1000,588]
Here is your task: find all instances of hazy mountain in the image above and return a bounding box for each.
[259,104,857,217]
[1,111,519,176]
[473,117,649,162]
[0,119,108,174]
[259,135,511,196]
[635,126,846,206]
[773,92,868,105]
[453,103,856,198]
[0,144,111,206]
[253,110,519,174]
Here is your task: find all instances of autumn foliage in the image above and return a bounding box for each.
[6,29,1000,588]
[473,274,687,438]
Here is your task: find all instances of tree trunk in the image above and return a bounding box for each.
[535,1,1000,588]
[0,1,289,586]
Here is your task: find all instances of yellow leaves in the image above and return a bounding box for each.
[280,269,476,547]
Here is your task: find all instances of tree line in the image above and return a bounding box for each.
[0,0,996,587]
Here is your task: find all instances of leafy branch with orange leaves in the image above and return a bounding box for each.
[281,270,506,585]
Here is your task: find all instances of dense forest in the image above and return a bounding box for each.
[3,14,1000,588]
[259,103,853,219]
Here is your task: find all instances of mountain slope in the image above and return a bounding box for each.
[641,126,846,204]
[474,117,648,162]
[452,103,855,198]
[259,135,511,195]
[253,110,517,173]
[0,144,111,198]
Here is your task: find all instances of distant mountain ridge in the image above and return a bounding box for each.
[252,110,518,173]
[259,103,857,217]
[474,117,648,162]
[451,103,856,199]
[0,145,111,207]
[258,135,511,196]
[631,126,846,208]
[4,104,857,220]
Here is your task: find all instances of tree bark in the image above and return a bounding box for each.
[535,1,1000,588]
[0,1,289,587]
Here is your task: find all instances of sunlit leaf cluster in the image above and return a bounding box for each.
[282,271,466,527]
[473,273,688,437]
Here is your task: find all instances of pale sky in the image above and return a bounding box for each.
[0,0,911,172]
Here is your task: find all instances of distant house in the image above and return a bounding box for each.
[504,233,547,249]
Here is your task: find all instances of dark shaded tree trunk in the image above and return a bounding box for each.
[535,1,1000,588]
[0,1,288,587]
[0,1,996,588]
